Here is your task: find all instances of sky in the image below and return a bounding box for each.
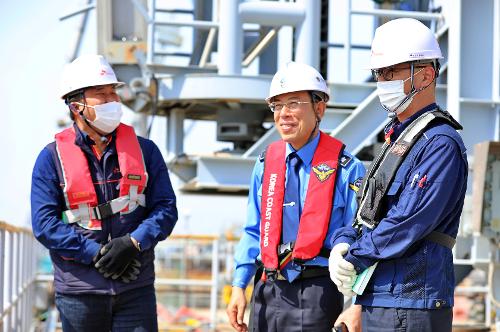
[0,1,79,227]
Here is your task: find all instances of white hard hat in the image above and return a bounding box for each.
[266,62,330,102]
[370,18,443,69]
[60,54,124,99]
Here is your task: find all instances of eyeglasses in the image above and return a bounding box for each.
[371,65,428,81]
[268,101,312,113]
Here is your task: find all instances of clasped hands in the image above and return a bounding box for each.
[93,234,141,283]
[329,243,357,297]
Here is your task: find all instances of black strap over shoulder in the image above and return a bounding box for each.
[356,109,462,230]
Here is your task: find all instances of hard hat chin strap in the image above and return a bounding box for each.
[304,107,322,145]
[388,63,434,118]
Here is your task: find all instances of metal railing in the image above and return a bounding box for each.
[154,234,241,331]
[155,234,222,331]
[0,221,37,332]
[34,234,237,331]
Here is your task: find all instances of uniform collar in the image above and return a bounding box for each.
[72,123,116,151]
[386,103,438,141]
[285,131,321,166]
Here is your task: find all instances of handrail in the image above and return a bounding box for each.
[0,220,32,234]
[0,221,37,331]
[350,8,444,21]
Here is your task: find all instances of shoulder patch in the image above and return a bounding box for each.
[258,150,266,162]
[349,177,363,192]
[340,155,352,167]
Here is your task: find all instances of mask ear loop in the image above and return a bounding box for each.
[68,94,109,141]
[66,91,91,124]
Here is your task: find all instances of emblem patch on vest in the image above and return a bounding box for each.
[127,174,142,180]
[390,142,409,156]
[312,163,336,182]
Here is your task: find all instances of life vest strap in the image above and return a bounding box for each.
[62,194,146,225]
[278,242,331,258]
[424,231,456,249]
[357,109,460,229]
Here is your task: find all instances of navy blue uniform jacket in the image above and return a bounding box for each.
[332,104,468,309]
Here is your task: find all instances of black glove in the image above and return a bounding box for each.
[95,234,140,279]
[92,244,105,264]
[118,258,142,283]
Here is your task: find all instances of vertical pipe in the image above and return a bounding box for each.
[446,0,461,121]
[147,0,156,64]
[493,0,500,141]
[7,232,13,332]
[209,239,220,331]
[166,109,185,161]
[346,0,352,82]
[16,233,21,331]
[14,232,19,330]
[295,0,320,68]
[0,229,4,317]
[20,234,26,331]
[217,0,242,74]
[493,0,500,101]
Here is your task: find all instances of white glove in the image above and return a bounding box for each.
[337,284,356,297]
[329,243,357,292]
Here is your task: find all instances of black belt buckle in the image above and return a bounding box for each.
[94,202,114,220]
[264,268,277,282]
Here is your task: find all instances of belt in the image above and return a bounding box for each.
[275,266,330,281]
[298,266,330,280]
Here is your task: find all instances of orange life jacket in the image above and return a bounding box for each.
[55,123,148,230]
[260,132,344,271]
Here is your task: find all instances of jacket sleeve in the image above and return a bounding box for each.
[31,146,101,264]
[130,139,178,251]
[330,157,366,248]
[232,160,263,289]
[344,135,467,272]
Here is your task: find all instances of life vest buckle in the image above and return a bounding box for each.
[93,202,114,220]
[264,268,278,282]
[278,241,294,256]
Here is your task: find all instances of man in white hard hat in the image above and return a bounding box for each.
[329,18,468,331]
[31,54,178,331]
[226,62,366,332]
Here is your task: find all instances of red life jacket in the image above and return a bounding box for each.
[55,123,148,230]
[260,132,344,271]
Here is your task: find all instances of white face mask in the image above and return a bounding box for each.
[75,101,123,134]
[376,68,424,117]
